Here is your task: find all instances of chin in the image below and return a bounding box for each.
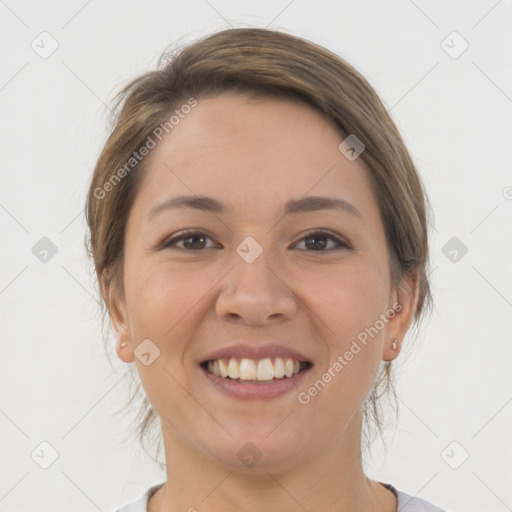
[197,424,310,474]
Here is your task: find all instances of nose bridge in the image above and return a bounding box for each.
[234,243,275,289]
[231,237,281,297]
[215,236,297,324]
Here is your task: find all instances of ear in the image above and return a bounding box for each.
[382,269,419,362]
[101,270,134,363]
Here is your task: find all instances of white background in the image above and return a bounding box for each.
[1,1,511,511]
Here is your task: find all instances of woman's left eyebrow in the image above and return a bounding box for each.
[283,196,362,219]
[148,194,363,220]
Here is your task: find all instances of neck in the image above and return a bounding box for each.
[148,414,396,512]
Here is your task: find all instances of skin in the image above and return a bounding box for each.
[107,93,419,512]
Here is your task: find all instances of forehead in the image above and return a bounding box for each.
[131,93,379,221]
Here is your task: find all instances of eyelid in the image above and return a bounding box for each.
[292,229,351,250]
[159,228,351,252]
[158,229,220,250]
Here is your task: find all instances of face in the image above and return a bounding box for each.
[110,93,417,473]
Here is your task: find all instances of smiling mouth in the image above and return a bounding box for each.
[200,357,312,382]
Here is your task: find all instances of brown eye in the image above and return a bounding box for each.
[161,231,217,251]
[295,231,350,252]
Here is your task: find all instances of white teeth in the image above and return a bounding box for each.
[284,358,294,378]
[228,358,239,379]
[205,357,306,381]
[219,359,229,378]
[257,358,274,381]
[273,357,285,378]
[239,358,257,380]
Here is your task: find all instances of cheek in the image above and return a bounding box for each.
[297,255,390,343]
[123,263,214,420]
[295,268,387,425]
[295,255,390,401]
[124,260,229,395]
[125,261,211,339]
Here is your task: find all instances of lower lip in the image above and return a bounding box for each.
[200,366,312,400]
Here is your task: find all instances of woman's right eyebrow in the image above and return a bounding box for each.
[148,195,227,219]
[147,194,363,221]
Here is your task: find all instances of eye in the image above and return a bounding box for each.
[159,229,350,252]
[160,230,218,251]
[294,230,350,252]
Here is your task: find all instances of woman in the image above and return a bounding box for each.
[86,28,446,512]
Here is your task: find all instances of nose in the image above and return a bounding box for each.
[215,251,298,326]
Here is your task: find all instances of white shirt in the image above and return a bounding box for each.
[114,482,447,511]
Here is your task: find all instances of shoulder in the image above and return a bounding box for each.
[390,485,448,512]
[113,483,165,512]
[114,481,448,512]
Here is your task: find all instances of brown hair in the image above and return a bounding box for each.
[85,27,433,463]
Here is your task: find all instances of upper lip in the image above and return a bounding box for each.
[200,343,312,364]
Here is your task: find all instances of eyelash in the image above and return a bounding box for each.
[159,229,351,252]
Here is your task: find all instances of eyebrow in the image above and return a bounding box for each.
[148,194,362,220]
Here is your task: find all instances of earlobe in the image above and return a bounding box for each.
[115,335,135,363]
[382,269,420,362]
[111,314,135,363]
[101,269,135,363]
[111,306,135,363]
[382,337,400,362]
